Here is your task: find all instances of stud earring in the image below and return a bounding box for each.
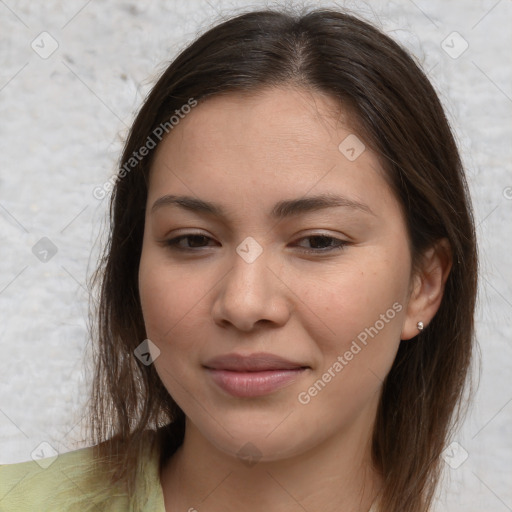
[417,321,424,331]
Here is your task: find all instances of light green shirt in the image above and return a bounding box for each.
[0,438,166,511]
[1,439,379,511]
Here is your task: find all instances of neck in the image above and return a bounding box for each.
[160,406,382,512]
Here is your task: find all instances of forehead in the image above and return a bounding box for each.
[148,86,399,222]
[162,86,352,160]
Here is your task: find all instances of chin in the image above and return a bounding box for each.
[192,413,321,464]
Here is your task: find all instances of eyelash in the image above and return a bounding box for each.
[163,233,348,254]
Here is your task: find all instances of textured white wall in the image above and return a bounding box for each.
[1,1,511,510]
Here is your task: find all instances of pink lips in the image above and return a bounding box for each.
[203,353,309,398]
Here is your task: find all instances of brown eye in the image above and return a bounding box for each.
[294,235,348,253]
[165,234,216,250]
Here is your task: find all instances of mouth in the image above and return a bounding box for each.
[203,352,310,398]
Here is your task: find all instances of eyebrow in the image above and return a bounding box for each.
[151,193,375,219]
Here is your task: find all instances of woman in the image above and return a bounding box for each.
[0,5,478,512]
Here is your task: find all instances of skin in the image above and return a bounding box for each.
[138,86,452,512]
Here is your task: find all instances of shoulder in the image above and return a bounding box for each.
[0,445,128,512]
[1,430,167,512]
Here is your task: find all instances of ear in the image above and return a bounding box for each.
[401,238,453,340]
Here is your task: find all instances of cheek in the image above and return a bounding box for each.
[138,249,209,402]
[139,245,204,340]
[296,251,410,393]
[293,268,406,429]
[304,257,408,343]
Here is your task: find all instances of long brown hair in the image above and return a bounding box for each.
[86,6,478,511]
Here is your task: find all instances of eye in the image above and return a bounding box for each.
[164,233,216,251]
[293,234,348,253]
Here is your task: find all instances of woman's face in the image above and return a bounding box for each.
[138,86,416,461]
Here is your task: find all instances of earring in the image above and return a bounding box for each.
[417,321,424,331]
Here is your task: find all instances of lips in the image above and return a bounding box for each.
[203,352,309,398]
[204,352,308,372]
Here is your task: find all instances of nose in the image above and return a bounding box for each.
[211,246,292,332]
